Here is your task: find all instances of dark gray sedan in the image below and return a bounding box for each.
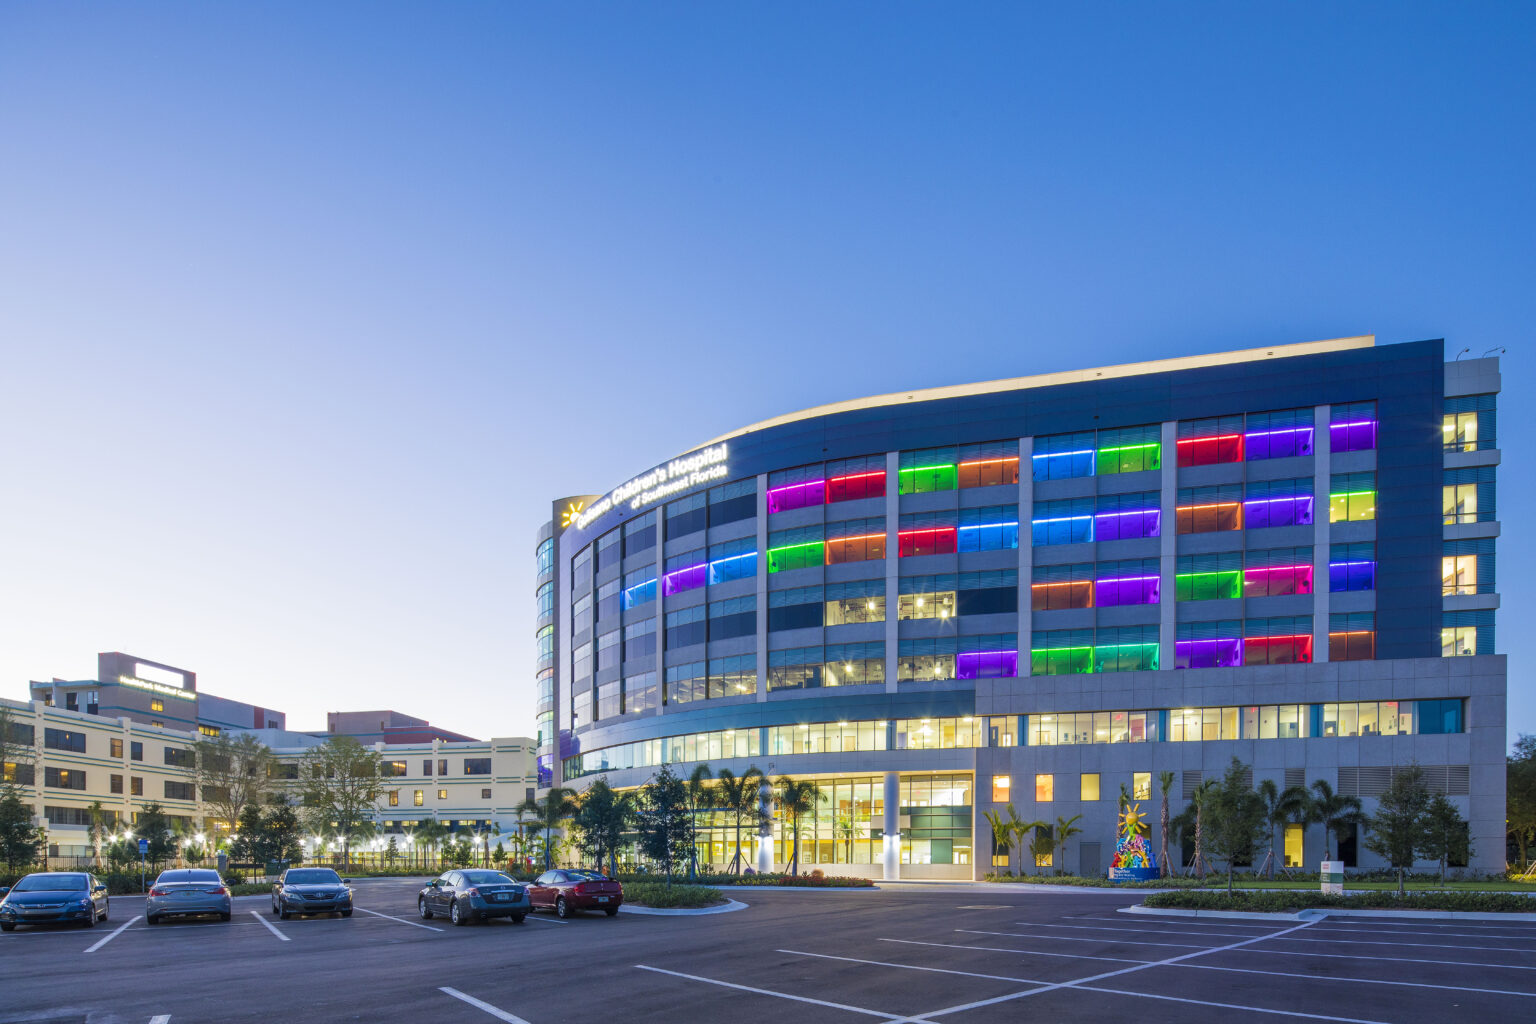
[146,868,231,924]
[418,869,530,925]
[0,872,109,930]
[271,868,353,919]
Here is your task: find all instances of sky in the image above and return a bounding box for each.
[0,3,1531,744]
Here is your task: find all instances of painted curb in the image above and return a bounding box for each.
[620,898,748,916]
[1122,905,1536,923]
[715,885,879,892]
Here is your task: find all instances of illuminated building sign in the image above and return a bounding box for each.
[119,675,196,700]
[573,443,729,531]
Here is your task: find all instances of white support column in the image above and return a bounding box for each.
[756,775,774,873]
[756,472,770,702]
[656,496,669,716]
[1019,437,1033,677]
[1313,406,1332,661]
[882,771,900,880]
[1158,421,1178,670]
[884,450,900,693]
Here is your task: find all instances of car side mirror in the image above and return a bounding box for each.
[93,884,107,894]
[0,886,10,896]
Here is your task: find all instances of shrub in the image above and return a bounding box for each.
[1143,889,1536,913]
[623,881,722,908]
[614,870,874,888]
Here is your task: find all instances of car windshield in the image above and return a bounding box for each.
[284,870,341,885]
[12,873,89,892]
[156,870,221,884]
[566,870,609,881]
[460,871,513,885]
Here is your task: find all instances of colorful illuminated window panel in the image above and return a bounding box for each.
[1031,580,1093,611]
[1243,564,1313,598]
[766,466,825,514]
[957,649,1018,680]
[1095,642,1158,673]
[1176,502,1242,534]
[1329,490,1376,523]
[899,526,958,557]
[898,447,959,494]
[1096,441,1161,475]
[1032,432,1096,481]
[1244,634,1313,665]
[1176,433,1244,467]
[1094,574,1159,606]
[1244,422,1315,460]
[825,455,886,503]
[1174,638,1243,669]
[1245,495,1314,528]
[1175,570,1241,602]
[1330,402,1377,453]
[957,455,1020,489]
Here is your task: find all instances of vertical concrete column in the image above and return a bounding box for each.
[656,497,669,716]
[1313,406,1332,662]
[756,472,770,702]
[882,770,901,880]
[756,775,774,873]
[884,451,900,693]
[1158,421,1178,670]
[1018,437,1034,679]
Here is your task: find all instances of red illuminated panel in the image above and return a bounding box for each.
[1243,635,1314,665]
[898,527,958,558]
[826,469,886,503]
[1176,434,1245,468]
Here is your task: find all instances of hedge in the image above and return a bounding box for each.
[623,882,723,908]
[1142,889,1536,913]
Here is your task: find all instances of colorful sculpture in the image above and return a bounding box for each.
[1109,801,1160,881]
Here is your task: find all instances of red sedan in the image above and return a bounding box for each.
[528,869,624,918]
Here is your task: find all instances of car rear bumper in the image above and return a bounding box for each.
[571,893,624,909]
[147,897,232,917]
[469,897,532,917]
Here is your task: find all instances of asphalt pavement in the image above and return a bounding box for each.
[2,877,1533,1023]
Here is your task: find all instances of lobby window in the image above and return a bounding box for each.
[1329,542,1376,592]
[825,517,886,564]
[898,512,958,557]
[1330,472,1377,523]
[898,575,957,621]
[1096,425,1161,475]
[1032,431,1096,481]
[1329,401,1377,453]
[1080,773,1100,801]
[1244,616,1313,665]
[957,504,1019,553]
[899,446,958,494]
[623,510,657,556]
[826,579,885,625]
[708,595,756,640]
[464,758,491,776]
[666,492,707,539]
[957,440,1020,488]
[1442,538,1494,595]
[413,790,424,807]
[1443,394,1495,452]
[1176,415,1245,467]
[1245,478,1314,529]
[1095,491,1161,541]
[110,774,123,794]
[1174,620,1243,669]
[388,791,399,807]
[708,479,757,527]
[1177,485,1244,534]
[826,642,884,686]
[707,656,755,698]
[897,637,957,682]
[826,454,886,503]
[1442,466,1496,525]
[1035,774,1054,802]
[110,738,123,759]
[1095,626,1159,673]
[767,464,825,514]
[769,585,824,631]
[1094,559,1160,607]
[767,526,824,573]
[1032,497,1094,546]
[1244,547,1314,598]
[1132,772,1151,801]
[991,774,1011,803]
[707,536,757,584]
[1176,552,1243,602]
[1031,629,1094,676]
[666,662,707,704]
[1245,407,1314,460]
[767,646,824,691]
[1032,563,1093,611]
[1329,612,1376,661]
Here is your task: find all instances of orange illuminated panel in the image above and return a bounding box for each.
[824,531,887,564]
[957,456,1020,489]
[1030,580,1093,612]
[1175,501,1243,534]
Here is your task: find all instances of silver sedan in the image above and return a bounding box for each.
[145,869,232,924]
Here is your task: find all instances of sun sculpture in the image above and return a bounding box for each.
[1109,801,1159,881]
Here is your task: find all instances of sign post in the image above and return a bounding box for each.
[138,838,149,893]
[1320,859,1343,895]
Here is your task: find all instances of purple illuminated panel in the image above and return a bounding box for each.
[766,480,825,514]
[1174,638,1243,669]
[1243,495,1314,529]
[662,563,707,596]
[1094,508,1161,541]
[1330,420,1377,453]
[1094,575,1160,606]
[957,650,1018,680]
[1245,426,1315,460]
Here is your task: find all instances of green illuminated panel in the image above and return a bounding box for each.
[767,540,825,573]
[1094,643,1159,673]
[1096,442,1161,475]
[898,463,958,494]
[1029,646,1094,676]
[1175,570,1241,602]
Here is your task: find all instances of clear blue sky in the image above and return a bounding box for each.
[0,3,1530,744]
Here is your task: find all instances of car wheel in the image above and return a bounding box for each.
[605,908,619,917]
[83,908,96,928]
[99,906,108,922]
[555,896,571,919]
[418,896,433,920]
[220,912,231,922]
[341,909,352,918]
[146,915,159,925]
[0,923,14,932]
[450,900,467,926]
[279,901,291,921]
[512,914,525,925]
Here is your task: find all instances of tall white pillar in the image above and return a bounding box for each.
[882,771,900,880]
[756,776,773,873]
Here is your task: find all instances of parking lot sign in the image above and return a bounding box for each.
[138,839,149,856]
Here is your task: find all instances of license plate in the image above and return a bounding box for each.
[491,894,507,901]
[596,896,609,903]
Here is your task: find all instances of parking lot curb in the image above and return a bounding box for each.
[621,899,748,916]
[716,885,878,892]
[1122,905,1536,923]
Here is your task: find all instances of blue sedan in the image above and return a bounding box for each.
[418,869,531,925]
[0,872,110,930]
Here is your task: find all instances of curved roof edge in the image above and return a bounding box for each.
[689,335,1375,453]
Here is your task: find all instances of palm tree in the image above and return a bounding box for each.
[87,801,107,871]
[516,787,579,870]
[1309,779,1364,861]
[775,776,820,875]
[1157,770,1175,878]
[1189,779,1217,879]
[1025,821,1054,874]
[1011,816,1050,875]
[1257,780,1308,877]
[714,767,765,874]
[983,806,1018,875]
[414,819,450,869]
[834,814,860,863]
[1053,814,1083,874]
[683,764,713,879]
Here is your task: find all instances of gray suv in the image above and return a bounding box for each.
[271,868,353,919]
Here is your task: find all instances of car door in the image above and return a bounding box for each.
[434,873,457,912]
[530,871,555,908]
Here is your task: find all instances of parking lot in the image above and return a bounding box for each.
[2,878,1534,1023]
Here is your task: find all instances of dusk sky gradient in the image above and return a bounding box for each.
[1,3,1531,744]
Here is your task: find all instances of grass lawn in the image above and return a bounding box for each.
[1228,879,1536,892]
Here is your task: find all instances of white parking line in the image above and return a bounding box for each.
[1179,960,1536,998]
[635,964,905,1020]
[1064,983,1393,1024]
[880,937,1149,965]
[250,911,290,941]
[357,907,443,933]
[781,948,1046,985]
[522,915,568,925]
[439,986,531,1023]
[83,915,140,953]
[1307,925,1536,940]
[959,928,1209,949]
[149,1016,170,1024]
[1020,920,1268,939]
[1264,935,1536,953]
[1227,947,1536,970]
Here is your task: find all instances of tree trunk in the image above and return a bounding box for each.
[1267,827,1276,879]
[1228,861,1234,895]
[1397,867,1405,897]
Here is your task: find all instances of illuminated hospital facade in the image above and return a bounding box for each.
[535,337,1505,878]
